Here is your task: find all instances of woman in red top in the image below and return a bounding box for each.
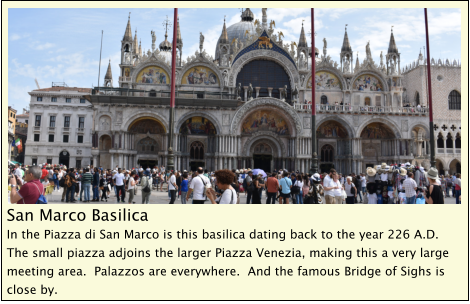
[10,166,44,204]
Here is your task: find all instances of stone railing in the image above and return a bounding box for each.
[93,89,238,100]
[118,76,132,82]
[293,104,429,115]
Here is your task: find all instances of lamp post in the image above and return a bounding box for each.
[309,8,318,175]
[424,8,435,168]
[167,8,178,171]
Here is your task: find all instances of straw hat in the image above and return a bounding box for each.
[381,163,387,168]
[376,165,382,172]
[425,167,438,180]
[366,167,376,177]
[235,170,240,174]
[384,165,390,172]
[399,168,407,176]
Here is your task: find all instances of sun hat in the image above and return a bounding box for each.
[366,167,376,177]
[381,163,387,168]
[312,173,321,182]
[235,170,240,174]
[424,167,438,180]
[399,168,407,176]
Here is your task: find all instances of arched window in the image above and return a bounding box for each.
[365,97,371,106]
[415,92,420,105]
[446,133,453,148]
[124,44,129,52]
[190,141,204,160]
[138,137,158,153]
[321,95,328,104]
[235,59,291,101]
[455,133,461,149]
[437,133,444,148]
[321,145,334,162]
[448,90,461,110]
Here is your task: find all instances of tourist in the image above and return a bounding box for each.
[252,174,264,204]
[331,173,343,204]
[257,173,265,200]
[352,173,363,203]
[366,167,378,204]
[244,171,254,204]
[206,169,237,204]
[293,174,304,204]
[279,171,292,204]
[265,172,279,204]
[186,167,211,204]
[81,168,93,203]
[403,171,418,204]
[9,165,44,204]
[99,173,109,202]
[345,176,357,204]
[127,171,137,204]
[113,168,126,203]
[65,168,77,203]
[168,171,177,204]
[140,170,152,204]
[302,175,310,199]
[305,173,324,204]
[451,173,457,197]
[454,173,461,204]
[180,173,189,204]
[360,173,367,196]
[92,167,100,201]
[424,168,444,204]
[52,169,59,190]
[323,169,336,204]
[176,171,182,199]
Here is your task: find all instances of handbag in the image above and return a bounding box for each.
[291,181,301,195]
[142,177,151,193]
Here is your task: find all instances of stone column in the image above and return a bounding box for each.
[243,86,248,101]
[268,88,273,97]
[255,87,260,98]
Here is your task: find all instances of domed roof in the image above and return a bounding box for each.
[159,33,172,51]
[215,18,256,60]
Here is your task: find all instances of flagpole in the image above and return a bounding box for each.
[309,8,318,175]
[97,30,103,92]
[167,8,178,171]
[424,8,435,168]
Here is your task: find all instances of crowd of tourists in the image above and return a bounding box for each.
[8,162,461,204]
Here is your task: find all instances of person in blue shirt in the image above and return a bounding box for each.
[180,173,189,204]
[279,172,292,204]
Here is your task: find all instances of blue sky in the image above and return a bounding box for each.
[8,8,461,111]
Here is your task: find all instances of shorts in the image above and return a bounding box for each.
[280,193,291,199]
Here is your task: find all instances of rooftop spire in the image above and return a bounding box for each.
[298,21,308,48]
[176,17,183,45]
[341,24,352,53]
[123,12,132,41]
[105,59,112,80]
[388,26,398,54]
[133,29,138,53]
[219,16,229,44]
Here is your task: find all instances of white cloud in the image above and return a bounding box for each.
[10,34,21,41]
[35,43,55,50]
[8,83,33,111]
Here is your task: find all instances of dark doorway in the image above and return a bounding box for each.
[138,159,158,169]
[456,162,461,174]
[320,163,334,173]
[321,95,328,104]
[366,163,374,170]
[190,161,205,171]
[253,154,272,172]
[59,151,70,168]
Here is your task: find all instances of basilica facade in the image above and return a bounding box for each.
[74,8,460,174]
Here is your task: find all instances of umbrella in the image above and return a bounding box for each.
[252,169,267,178]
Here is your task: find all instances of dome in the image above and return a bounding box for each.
[215,19,256,60]
[159,33,172,52]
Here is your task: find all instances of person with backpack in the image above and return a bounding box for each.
[279,171,292,204]
[51,169,59,191]
[65,168,77,203]
[10,165,46,204]
[186,167,211,204]
[266,173,279,204]
[244,171,254,204]
[140,170,152,204]
[81,168,93,203]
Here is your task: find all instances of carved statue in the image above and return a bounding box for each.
[147,49,151,57]
[366,41,371,58]
[151,30,156,51]
[221,54,228,67]
[239,40,244,50]
[323,37,327,49]
[222,70,228,87]
[199,32,204,46]
[262,8,267,18]
[343,58,350,73]
[235,83,242,99]
[247,83,253,101]
[300,74,305,84]
[124,52,131,64]
[346,78,351,89]
[292,85,299,101]
[290,41,296,53]
[280,85,287,101]
[380,51,384,65]
[232,38,239,54]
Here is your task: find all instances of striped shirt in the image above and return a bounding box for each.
[403,177,417,198]
[81,173,93,184]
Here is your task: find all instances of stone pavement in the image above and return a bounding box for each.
[46,185,458,204]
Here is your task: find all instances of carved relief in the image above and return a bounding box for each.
[303,117,311,129]
[115,111,123,124]
[100,116,111,131]
[222,114,230,126]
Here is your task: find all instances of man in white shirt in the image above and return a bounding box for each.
[113,168,126,203]
[186,167,210,204]
[323,169,336,204]
[168,172,177,204]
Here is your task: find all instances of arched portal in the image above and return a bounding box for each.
[252,142,273,172]
[128,117,165,169]
[449,159,461,174]
[98,135,112,169]
[316,120,351,174]
[360,122,398,172]
[59,150,70,168]
[137,137,159,168]
[236,59,292,102]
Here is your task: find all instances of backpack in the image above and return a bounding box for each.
[65,175,72,188]
[59,176,65,187]
[350,183,356,195]
[142,177,151,193]
[32,183,47,204]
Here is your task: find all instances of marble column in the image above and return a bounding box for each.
[268,88,273,97]
[255,87,260,98]
[243,87,248,101]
